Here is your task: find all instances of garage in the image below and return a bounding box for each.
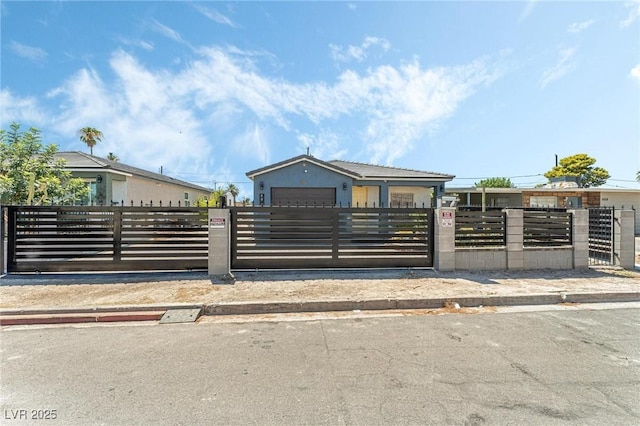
[271,187,336,206]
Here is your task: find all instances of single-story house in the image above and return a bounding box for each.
[445,186,640,234]
[246,154,455,207]
[56,152,211,206]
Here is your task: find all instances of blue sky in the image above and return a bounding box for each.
[2,1,639,199]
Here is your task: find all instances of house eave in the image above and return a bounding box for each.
[246,155,360,180]
[65,167,133,178]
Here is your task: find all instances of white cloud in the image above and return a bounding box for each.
[233,124,271,165]
[631,64,640,83]
[0,90,47,127]
[621,0,640,27]
[519,0,538,23]
[567,19,595,33]
[194,4,238,28]
[116,37,154,51]
[4,44,501,175]
[297,130,348,160]
[149,19,192,49]
[540,47,576,88]
[9,41,47,62]
[330,36,391,63]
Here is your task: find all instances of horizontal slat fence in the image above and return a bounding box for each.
[231,207,433,269]
[455,210,506,247]
[7,206,209,272]
[523,210,572,246]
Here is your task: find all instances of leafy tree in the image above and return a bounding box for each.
[106,152,119,162]
[77,127,103,155]
[195,188,227,207]
[544,153,610,188]
[1,123,88,204]
[637,171,639,182]
[474,177,515,188]
[226,183,239,205]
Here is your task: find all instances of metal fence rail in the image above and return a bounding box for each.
[455,210,506,247]
[7,206,209,272]
[523,211,572,247]
[231,207,434,269]
[588,207,614,265]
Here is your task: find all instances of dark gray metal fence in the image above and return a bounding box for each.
[588,207,614,265]
[231,207,434,269]
[455,210,506,247]
[523,211,572,247]
[6,206,209,273]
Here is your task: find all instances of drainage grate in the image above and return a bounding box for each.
[160,308,202,324]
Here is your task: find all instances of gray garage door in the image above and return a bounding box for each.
[271,187,336,207]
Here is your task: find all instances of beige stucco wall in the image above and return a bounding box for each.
[600,191,640,235]
[123,175,210,206]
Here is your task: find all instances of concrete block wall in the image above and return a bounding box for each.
[443,208,599,271]
[208,209,230,276]
[455,248,507,270]
[570,209,589,269]
[615,209,635,269]
[523,247,573,269]
[434,208,456,271]
[505,209,524,270]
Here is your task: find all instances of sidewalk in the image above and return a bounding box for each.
[1,266,639,325]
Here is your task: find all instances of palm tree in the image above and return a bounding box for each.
[226,183,239,205]
[106,152,119,162]
[76,127,103,155]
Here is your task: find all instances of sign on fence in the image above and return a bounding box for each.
[441,210,453,227]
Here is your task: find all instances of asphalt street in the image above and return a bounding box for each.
[1,306,639,425]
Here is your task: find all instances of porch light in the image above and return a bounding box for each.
[259,181,264,190]
[343,182,347,191]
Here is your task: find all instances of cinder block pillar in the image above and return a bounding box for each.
[570,209,589,269]
[434,208,456,271]
[505,209,523,270]
[208,209,230,276]
[615,209,635,269]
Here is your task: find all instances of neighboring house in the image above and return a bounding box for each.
[56,152,211,206]
[246,154,454,207]
[445,186,640,234]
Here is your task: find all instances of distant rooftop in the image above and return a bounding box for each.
[56,151,211,192]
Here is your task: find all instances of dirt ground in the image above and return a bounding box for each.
[1,267,639,311]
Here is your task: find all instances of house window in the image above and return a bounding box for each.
[530,196,557,208]
[80,181,97,205]
[391,192,414,208]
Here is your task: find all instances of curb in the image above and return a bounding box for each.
[203,292,640,316]
[0,311,166,326]
[2,292,638,326]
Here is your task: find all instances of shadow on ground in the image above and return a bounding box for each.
[1,267,637,287]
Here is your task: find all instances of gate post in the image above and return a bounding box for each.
[208,209,231,276]
[504,209,523,270]
[434,208,455,271]
[570,209,589,269]
[615,209,635,269]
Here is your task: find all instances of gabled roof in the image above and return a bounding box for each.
[246,155,360,179]
[329,160,454,181]
[246,154,454,181]
[55,152,211,192]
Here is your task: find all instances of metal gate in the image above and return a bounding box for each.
[6,206,209,273]
[588,207,614,266]
[231,207,434,269]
